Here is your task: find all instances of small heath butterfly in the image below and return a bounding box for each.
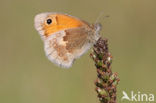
[34,12,101,68]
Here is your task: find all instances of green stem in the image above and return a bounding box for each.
[90,38,120,103]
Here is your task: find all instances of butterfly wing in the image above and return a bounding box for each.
[44,27,92,68]
[34,12,101,68]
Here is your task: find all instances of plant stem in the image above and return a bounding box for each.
[90,37,120,103]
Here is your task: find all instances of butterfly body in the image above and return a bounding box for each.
[34,12,101,68]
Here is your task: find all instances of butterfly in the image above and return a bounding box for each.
[34,12,101,68]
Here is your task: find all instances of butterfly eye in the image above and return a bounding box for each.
[46,19,52,25]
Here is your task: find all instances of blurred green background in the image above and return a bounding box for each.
[0,0,156,103]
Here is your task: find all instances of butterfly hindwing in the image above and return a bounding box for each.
[44,27,92,68]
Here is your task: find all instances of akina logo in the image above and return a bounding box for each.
[121,91,155,102]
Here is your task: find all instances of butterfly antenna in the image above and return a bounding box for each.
[95,11,110,24]
[95,11,104,24]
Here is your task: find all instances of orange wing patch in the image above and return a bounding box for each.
[43,14,85,36]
